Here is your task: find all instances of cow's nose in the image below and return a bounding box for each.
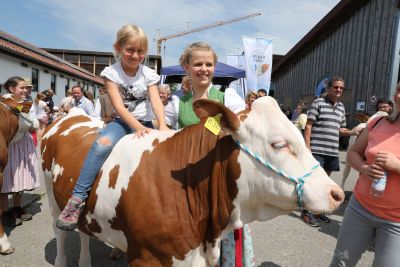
[329,185,344,209]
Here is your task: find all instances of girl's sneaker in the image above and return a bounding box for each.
[56,195,85,231]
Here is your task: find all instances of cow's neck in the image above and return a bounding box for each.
[172,124,241,245]
[0,105,19,146]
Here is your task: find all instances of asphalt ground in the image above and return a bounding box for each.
[1,151,374,266]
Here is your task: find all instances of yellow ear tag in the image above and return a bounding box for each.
[16,105,23,112]
[204,114,222,135]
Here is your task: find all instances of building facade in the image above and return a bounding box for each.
[272,0,400,127]
[0,30,103,105]
[43,48,162,77]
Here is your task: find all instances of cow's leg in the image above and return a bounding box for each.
[0,170,14,255]
[53,224,68,267]
[46,178,68,267]
[78,231,91,267]
[0,223,14,255]
[205,238,221,267]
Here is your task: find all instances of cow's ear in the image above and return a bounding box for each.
[193,99,240,132]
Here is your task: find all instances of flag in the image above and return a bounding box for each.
[315,73,330,97]
[242,37,273,94]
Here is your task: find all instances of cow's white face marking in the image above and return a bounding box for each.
[231,97,342,224]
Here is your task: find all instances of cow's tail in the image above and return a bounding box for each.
[341,135,357,189]
[341,162,351,189]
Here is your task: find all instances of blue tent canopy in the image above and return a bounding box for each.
[161,62,245,86]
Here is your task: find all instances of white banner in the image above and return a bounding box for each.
[226,55,246,98]
[242,37,273,94]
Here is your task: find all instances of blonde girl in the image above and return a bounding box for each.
[57,25,168,231]
[170,42,253,266]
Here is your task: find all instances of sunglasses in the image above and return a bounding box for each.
[333,86,345,90]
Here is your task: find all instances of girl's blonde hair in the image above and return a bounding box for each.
[114,25,148,59]
[180,42,218,66]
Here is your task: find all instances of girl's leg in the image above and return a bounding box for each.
[56,119,131,231]
[373,218,400,267]
[330,196,375,267]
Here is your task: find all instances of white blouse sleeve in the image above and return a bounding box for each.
[142,66,160,86]
[224,88,246,113]
[100,66,118,84]
[166,95,179,129]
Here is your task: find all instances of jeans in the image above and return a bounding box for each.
[72,118,153,200]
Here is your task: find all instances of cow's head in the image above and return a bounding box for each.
[193,97,344,224]
[0,95,38,144]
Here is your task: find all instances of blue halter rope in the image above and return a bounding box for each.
[233,139,320,208]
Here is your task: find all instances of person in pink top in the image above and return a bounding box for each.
[330,83,400,266]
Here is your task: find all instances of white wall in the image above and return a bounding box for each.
[0,52,101,106]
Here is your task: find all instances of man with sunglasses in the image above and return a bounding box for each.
[301,76,360,227]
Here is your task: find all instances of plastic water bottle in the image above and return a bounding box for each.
[370,171,387,197]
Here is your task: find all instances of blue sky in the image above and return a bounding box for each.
[1,0,340,66]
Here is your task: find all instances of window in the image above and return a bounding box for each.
[95,56,110,64]
[65,78,70,96]
[80,55,94,64]
[32,68,39,92]
[95,64,107,76]
[65,54,79,63]
[51,74,57,93]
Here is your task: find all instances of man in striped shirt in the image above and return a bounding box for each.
[301,76,360,227]
[71,85,95,117]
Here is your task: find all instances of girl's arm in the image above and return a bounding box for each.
[148,84,168,131]
[105,79,150,136]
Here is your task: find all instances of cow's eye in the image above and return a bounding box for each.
[273,141,288,149]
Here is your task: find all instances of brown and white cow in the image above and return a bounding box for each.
[0,95,36,255]
[41,97,344,267]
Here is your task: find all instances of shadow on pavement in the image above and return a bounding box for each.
[45,231,128,266]
[259,261,282,267]
[4,193,43,237]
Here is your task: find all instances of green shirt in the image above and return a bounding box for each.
[178,86,224,128]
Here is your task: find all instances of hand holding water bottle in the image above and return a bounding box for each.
[369,151,400,197]
[374,151,400,174]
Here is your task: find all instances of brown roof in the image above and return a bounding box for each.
[273,0,369,73]
[0,30,103,85]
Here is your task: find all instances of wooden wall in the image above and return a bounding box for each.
[273,0,398,125]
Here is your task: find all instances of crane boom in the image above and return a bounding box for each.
[156,12,261,54]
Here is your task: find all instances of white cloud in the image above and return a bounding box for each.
[30,0,339,65]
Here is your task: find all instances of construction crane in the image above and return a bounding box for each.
[156,12,261,55]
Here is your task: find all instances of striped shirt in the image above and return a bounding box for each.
[307,96,346,156]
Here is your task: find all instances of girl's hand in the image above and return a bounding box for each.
[158,124,170,131]
[374,151,400,174]
[135,127,152,138]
